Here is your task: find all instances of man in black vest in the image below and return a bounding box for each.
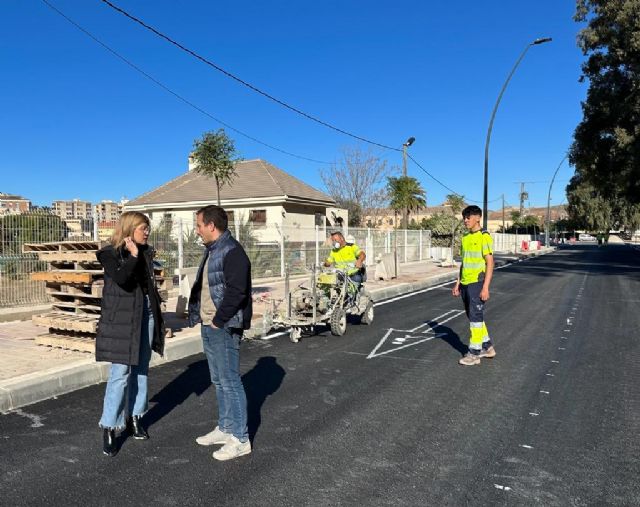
[188,205,252,461]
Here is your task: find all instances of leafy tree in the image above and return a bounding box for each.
[444,194,466,256]
[504,211,542,234]
[191,129,241,205]
[0,213,67,254]
[568,0,640,229]
[321,147,393,226]
[387,176,427,228]
[415,194,468,248]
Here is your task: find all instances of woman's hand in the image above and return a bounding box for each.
[124,237,139,258]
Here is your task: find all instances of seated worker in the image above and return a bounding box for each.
[324,231,366,284]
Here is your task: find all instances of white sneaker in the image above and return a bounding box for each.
[196,426,232,446]
[212,435,252,461]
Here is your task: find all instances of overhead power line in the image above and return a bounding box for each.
[41,0,332,165]
[406,153,472,200]
[98,0,400,152]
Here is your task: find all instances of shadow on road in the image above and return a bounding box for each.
[423,321,467,356]
[242,356,286,441]
[141,355,286,442]
[145,359,211,429]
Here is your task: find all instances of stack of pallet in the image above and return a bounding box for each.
[27,241,171,353]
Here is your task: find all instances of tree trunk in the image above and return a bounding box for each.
[215,176,221,206]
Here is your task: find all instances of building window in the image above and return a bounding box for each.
[249,209,266,225]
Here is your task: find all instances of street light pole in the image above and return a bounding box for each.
[482,37,552,230]
[401,137,415,229]
[546,155,567,246]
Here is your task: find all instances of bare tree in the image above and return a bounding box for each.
[320,147,394,227]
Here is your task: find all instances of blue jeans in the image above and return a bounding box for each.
[201,325,248,442]
[99,296,154,430]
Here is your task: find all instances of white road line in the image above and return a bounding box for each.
[373,281,456,306]
[259,330,291,341]
[367,310,465,359]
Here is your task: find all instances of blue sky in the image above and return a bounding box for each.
[1,0,585,210]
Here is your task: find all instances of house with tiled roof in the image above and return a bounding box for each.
[125,158,346,243]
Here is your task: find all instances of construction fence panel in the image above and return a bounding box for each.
[0,212,95,307]
[3,212,491,308]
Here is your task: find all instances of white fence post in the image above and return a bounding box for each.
[404,229,408,263]
[315,225,319,267]
[419,229,423,261]
[93,212,99,241]
[280,228,285,278]
[367,227,372,267]
[177,218,184,291]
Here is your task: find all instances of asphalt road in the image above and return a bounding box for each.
[1,245,639,506]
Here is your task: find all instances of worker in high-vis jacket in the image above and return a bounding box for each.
[452,205,495,366]
[324,230,366,284]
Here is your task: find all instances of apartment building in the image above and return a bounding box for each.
[0,193,31,214]
[52,199,93,220]
[94,199,127,222]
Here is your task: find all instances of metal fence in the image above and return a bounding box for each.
[0,212,535,308]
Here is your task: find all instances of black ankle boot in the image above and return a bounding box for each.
[102,429,117,457]
[129,416,149,440]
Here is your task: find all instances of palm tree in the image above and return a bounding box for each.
[387,176,427,228]
[191,129,241,205]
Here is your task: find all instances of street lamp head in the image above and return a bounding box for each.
[404,137,416,147]
[532,37,552,45]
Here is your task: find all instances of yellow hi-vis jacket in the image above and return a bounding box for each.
[326,244,362,275]
[460,230,493,285]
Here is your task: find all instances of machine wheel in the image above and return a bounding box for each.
[290,327,302,343]
[360,301,374,325]
[330,308,347,336]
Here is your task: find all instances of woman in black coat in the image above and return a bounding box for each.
[96,211,165,457]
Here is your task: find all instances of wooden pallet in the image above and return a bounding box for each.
[31,251,100,264]
[46,280,104,298]
[23,241,103,253]
[35,333,95,353]
[50,301,102,314]
[31,270,103,284]
[32,312,99,333]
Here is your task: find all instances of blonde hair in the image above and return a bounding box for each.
[111,211,150,249]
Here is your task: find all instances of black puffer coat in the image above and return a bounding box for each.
[95,244,165,365]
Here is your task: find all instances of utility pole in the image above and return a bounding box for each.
[519,183,528,216]
[546,156,567,246]
[502,194,505,232]
[513,181,535,216]
[401,137,416,229]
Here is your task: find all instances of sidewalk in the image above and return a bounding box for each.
[0,249,552,412]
